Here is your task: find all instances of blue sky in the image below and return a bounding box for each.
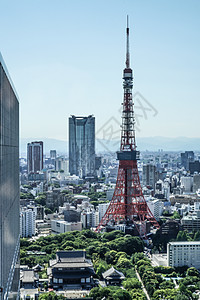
[0,0,200,141]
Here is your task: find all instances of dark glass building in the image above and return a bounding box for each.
[27,141,43,173]
[69,115,95,178]
[0,53,20,299]
[181,151,194,170]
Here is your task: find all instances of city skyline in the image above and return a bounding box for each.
[0,0,200,141]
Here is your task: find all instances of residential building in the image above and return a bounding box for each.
[69,115,95,178]
[146,198,163,221]
[167,241,200,269]
[0,52,20,299]
[81,209,99,228]
[98,203,110,222]
[20,209,36,238]
[27,141,43,173]
[48,251,95,289]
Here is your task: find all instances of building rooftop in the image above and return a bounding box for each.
[0,52,19,100]
[20,270,38,283]
[102,266,125,280]
[168,241,200,245]
[50,250,93,268]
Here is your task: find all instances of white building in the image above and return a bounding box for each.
[81,209,99,228]
[51,220,82,234]
[20,209,36,237]
[146,198,163,221]
[106,187,115,201]
[167,241,200,269]
[98,203,110,222]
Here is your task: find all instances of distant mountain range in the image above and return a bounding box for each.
[20,136,200,156]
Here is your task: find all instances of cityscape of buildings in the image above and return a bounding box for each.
[1,10,200,300]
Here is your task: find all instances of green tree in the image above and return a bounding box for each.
[130,290,146,300]
[193,230,200,241]
[176,231,189,241]
[122,278,141,290]
[159,280,175,289]
[171,211,181,219]
[116,257,132,269]
[152,289,178,300]
[186,267,199,277]
[112,289,132,300]
[96,262,109,278]
[105,250,118,264]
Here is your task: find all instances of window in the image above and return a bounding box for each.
[81,278,85,283]
[86,278,90,283]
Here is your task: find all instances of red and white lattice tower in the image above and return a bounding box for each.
[96,17,160,236]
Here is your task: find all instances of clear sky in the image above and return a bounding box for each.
[0,0,200,141]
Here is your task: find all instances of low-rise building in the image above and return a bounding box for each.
[20,270,38,289]
[181,211,200,231]
[167,241,200,269]
[51,220,82,234]
[102,267,125,285]
[48,251,95,289]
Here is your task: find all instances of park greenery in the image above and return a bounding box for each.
[21,229,200,299]
[134,253,200,300]
[21,230,146,299]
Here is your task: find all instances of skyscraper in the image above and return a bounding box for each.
[181,151,194,170]
[69,115,95,178]
[143,164,157,190]
[0,53,20,299]
[27,141,43,173]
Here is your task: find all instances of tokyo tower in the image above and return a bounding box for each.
[96,17,160,237]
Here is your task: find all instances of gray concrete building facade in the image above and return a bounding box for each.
[0,53,20,299]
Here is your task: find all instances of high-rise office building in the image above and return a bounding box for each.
[69,115,95,178]
[181,151,194,170]
[0,53,20,299]
[143,164,157,189]
[27,141,43,173]
[50,150,56,159]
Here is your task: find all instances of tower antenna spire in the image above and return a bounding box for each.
[126,15,130,68]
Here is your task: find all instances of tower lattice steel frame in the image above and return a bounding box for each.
[96,17,160,236]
